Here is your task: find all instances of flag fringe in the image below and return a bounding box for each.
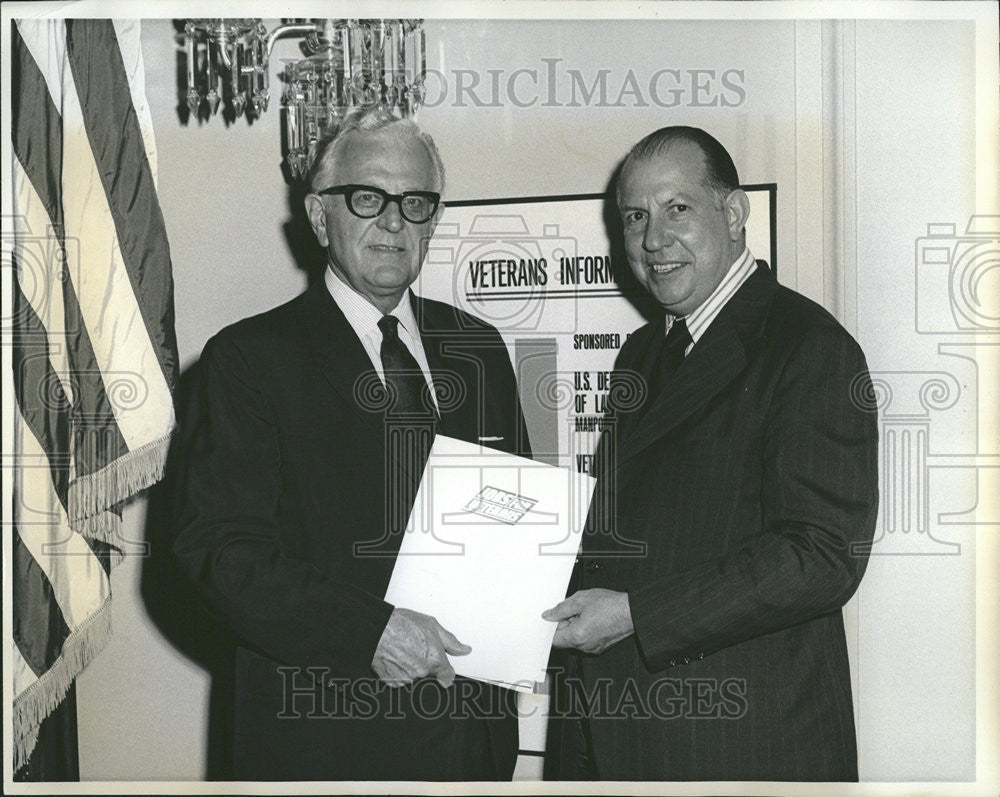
[71,508,130,558]
[12,593,113,773]
[68,429,174,526]
[71,509,123,544]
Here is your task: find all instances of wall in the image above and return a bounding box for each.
[852,19,981,781]
[72,12,994,784]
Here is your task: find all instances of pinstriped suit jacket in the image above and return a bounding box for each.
[551,262,878,781]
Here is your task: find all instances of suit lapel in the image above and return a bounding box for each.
[606,321,663,445]
[302,281,385,440]
[412,293,477,441]
[613,264,777,472]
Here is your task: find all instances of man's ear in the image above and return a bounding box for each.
[725,189,751,240]
[304,194,329,248]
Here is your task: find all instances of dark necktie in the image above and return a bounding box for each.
[654,317,692,391]
[378,315,435,420]
[378,315,436,542]
[628,317,692,433]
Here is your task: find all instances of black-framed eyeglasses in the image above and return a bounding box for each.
[315,184,441,224]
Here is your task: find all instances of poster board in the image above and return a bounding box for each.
[415,186,776,473]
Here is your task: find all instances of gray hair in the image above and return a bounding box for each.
[306,106,446,194]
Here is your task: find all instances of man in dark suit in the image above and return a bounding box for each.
[543,126,878,781]
[173,109,529,780]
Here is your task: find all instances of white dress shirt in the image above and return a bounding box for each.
[666,247,758,354]
[324,266,438,410]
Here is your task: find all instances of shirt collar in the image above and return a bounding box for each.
[324,266,419,340]
[666,247,756,344]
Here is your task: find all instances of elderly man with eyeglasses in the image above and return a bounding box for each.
[173,107,530,781]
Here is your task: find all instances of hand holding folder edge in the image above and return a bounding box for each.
[382,435,597,691]
[542,587,635,655]
[371,606,470,688]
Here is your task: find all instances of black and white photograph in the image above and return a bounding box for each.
[3,1,998,793]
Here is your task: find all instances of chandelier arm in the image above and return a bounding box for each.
[215,29,232,69]
[265,23,324,58]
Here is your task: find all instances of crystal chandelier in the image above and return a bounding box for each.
[183,19,427,178]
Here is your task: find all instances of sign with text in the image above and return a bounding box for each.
[415,187,776,471]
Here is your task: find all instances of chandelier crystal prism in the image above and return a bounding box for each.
[182,18,427,179]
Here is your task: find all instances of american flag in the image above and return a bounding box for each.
[9,18,178,773]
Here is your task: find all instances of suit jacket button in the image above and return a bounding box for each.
[682,655,691,665]
[668,659,676,667]
[584,560,600,573]
[697,652,705,660]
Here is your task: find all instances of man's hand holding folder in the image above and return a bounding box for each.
[372,607,471,687]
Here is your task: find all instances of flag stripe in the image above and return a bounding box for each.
[12,18,65,111]
[12,525,72,676]
[10,161,72,388]
[16,420,111,630]
[111,20,158,184]
[11,18,177,771]
[11,29,132,533]
[11,21,63,231]
[82,535,117,577]
[55,21,176,520]
[10,165,130,546]
[65,18,178,398]
[10,641,38,711]
[11,266,72,507]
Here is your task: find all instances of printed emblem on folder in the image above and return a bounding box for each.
[465,486,537,524]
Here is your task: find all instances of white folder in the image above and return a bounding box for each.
[384,435,597,691]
